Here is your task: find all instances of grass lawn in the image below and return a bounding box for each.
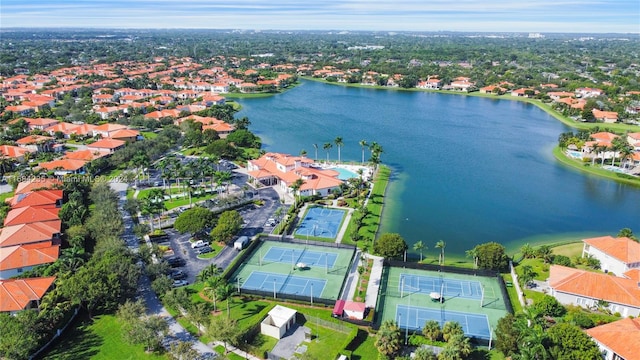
[502,274,523,313]
[523,289,546,305]
[141,131,158,139]
[343,165,391,247]
[0,191,14,202]
[552,242,584,259]
[42,314,166,360]
[346,330,379,360]
[213,345,244,360]
[246,333,278,358]
[515,258,549,281]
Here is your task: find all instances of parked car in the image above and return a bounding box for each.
[191,240,210,249]
[172,280,188,287]
[196,246,213,255]
[170,270,187,280]
[165,256,186,267]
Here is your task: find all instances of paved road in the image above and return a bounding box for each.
[111,182,217,359]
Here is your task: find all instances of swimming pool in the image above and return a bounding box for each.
[603,165,625,173]
[566,150,583,160]
[328,167,359,180]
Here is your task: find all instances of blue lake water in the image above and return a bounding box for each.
[238,80,640,256]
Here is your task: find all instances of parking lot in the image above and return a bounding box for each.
[158,186,285,284]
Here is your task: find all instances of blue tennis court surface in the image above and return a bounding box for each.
[399,273,483,300]
[396,304,491,339]
[295,207,345,239]
[241,271,326,298]
[262,246,338,268]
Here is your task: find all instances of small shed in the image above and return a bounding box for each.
[234,236,249,250]
[260,305,297,339]
[343,301,367,320]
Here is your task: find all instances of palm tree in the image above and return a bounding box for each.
[197,264,221,282]
[435,240,446,266]
[465,248,478,269]
[323,142,333,162]
[312,143,318,161]
[413,241,426,262]
[216,283,235,317]
[359,139,368,164]
[203,276,223,312]
[300,149,307,158]
[0,154,13,177]
[60,245,86,272]
[290,178,305,207]
[374,320,402,359]
[334,136,344,163]
[617,142,634,169]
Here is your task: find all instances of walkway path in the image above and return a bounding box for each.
[364,254,384,309]
[340,249,362,301]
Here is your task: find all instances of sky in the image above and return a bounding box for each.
[1,0,639,34]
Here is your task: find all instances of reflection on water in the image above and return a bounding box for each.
[238,80,640,255]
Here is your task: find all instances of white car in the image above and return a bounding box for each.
[191,240,210,249]
[172,280,188,287]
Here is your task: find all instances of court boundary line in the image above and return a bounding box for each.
[395,304,491,339]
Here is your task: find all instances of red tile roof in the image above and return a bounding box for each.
[583,236,640,264]
[87,138,126,150]
[14,179,62,195]
[39,159,87,171]
[0,220,61,247]
[64,149,111,161]
[8,189,63,208]
[585,318,640,360]
[16,135,54,145]
[0,242,59,272]
[0,145,30,159]
[549,265,640,307]
[0,276,56,312]
[4,207,60,226]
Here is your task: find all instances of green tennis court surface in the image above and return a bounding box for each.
[396,305,491,339]
[231,240,355,302]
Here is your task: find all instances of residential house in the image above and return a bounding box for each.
[64,149,111,161]
[11,117,58,131]
[0,242,59,280]
[87,138,126,153]
[592,109,619,123]
[16,135,55,153]
[92,123,128,138]
[238,82,258,93]
[4,207,60,227]
[582,236,640,275]
[247,152,343,197]
[576,87,604,98]
[13,179,62,196]
[8,189,63,209]
[548,265,640,317]
[511,88,537,98]
[45,122,81,138]
[0,276,56,314]
[39,159,87,176]
[627,132,640,151]
[0,145,30,162]
[479,85,505,95]
[585,317,640,360]
[0,220,62,248]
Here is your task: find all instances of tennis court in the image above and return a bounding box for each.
[295,206,346,239]
[399,273,483,300]
[241,271,326,298]
[231,240,355,302]
[396,304,491,339]
[262,246,338,268]
[377,266,509,342]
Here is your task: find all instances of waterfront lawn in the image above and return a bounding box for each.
[344,165,390,247]
[553,147,640,188]
[515,258,549,281]
[552,242,584,259]
[41,314,165,360]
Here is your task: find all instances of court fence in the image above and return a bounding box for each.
[264,234,356,250]
[239,288,337,306]
[385,259,513,314]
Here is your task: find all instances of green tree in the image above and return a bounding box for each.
[442,321,464,342]
[435,240,446,266]
[618,227,638,241]
[323,142,332,162]
[533,295,566,317]
[174,207,215,234]
[439,334,471,360]
[519,265,537,288]
[495,313,521,357]
[359,139,368,164]
[0,310,41,360]
[414,347,437,360]
[414,240,426,262]
[374,320,402,359]
[374,233,407,259]
[186,302,211,336]
[546,323,601,360]
[168,341,201,360]
[520,243,536,259]
[289,178,306,208]
[334,136,344,163]
[207,316,242,354]
[210,210,243,244]
[473,242,509,271]
[422,320,442,342]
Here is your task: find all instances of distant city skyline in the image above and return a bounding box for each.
[1,0,639,34]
